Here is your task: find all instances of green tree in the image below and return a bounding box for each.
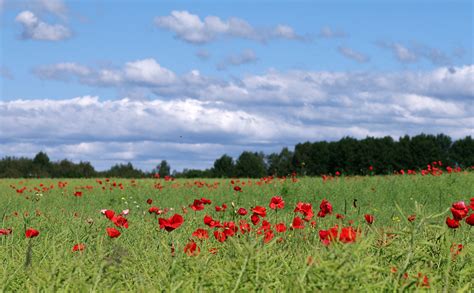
[450,136,474,167]
[235,151,266,178]
[212,154,235,177]
[32,151,52,177]
[267,147,294,176]
[157,160,171,177]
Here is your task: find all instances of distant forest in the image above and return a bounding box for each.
[1,134,473,178]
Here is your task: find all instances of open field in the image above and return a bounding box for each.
[1,173,473,292]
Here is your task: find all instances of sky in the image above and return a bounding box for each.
[0,0,473,171]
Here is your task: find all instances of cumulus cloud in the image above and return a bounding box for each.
[154,10,304,44]
[338,46,370,63]
[217,49,258,70]
[15,10,71,41]
[10,62,474,170]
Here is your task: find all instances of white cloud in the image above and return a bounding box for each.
[34,58,176,86]
[154,10,304,44]
[217,49,258,70]
[123,59,177,86]
[36,0,68,19]
[378,41,452,65]
[15,10,71,41]
[318,26,347,38]
[21,62,474,170]
[338,46,370,63]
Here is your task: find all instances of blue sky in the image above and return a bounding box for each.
[0,0,473,171]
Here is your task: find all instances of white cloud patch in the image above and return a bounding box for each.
[217,49,258,70]
[34,58,176,87]
[36,0,68,19]
[318,26,347,38]
[338,46,370,63]
[154,10,304,44]
[378,41,452,65]
[11,62,474,170]
[15,10,71,41]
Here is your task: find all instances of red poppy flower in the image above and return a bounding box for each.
[148,206,161,214]
[291,216,304,229]
[72,243,86,252]
[446,217,460,229]
[213,230,227,242]
[112,215,129,228]
[408,214,416,222]
[238,220,251,234]
[275,223,287,233]
[74,191,82,197]
[269,196,285,210]
[192,228,209,239]
[339,227,357,243]
[146,198,153,205]
[336,213,345,219]
[263,229,274,243]
[106,227,121,238]
[203,215,221,228]
[0,228,12,236]
[104,210,115,220]
[252,206,266,217]
[184,240,200,256]
[294,202,314,221]
[190,199,204,211]
[465,213,474,226]
[451,207,468,220]
[364,214,374,225]
[159,214,184,232]
[237,208,248,215]
[223,221,238,237]
[233,186,242,192]
[200,197,212,205]
[25,228,39,238]
[318,199,333,217]
[452,201,467,211]
[251,213,260,225]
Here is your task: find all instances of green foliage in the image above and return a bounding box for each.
[211,154,235,177]
[1,134,473,178]
[0,173,472,291]
[235,151,267,178]
[157,160,171,178]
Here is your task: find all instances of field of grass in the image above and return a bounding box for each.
[1,173,473,291]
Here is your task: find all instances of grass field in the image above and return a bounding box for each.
[1,173,473,292]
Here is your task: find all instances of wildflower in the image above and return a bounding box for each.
[252,206,267,217]
[25,228,39,238]
[269,196,285,210]
[275,223,287,233]
[106,227,121,238]
[465,214,474,226]
[364,214,375,225]
[0,228,12,236]
[192,228,209,239]
[446,217,460,229]
[159,214,184,232]
[72,243,86,252]
[291,216,305,229]
[237,208,248,215]
[184,240,200,256]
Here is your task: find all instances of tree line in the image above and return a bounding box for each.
[0,134,472,178]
